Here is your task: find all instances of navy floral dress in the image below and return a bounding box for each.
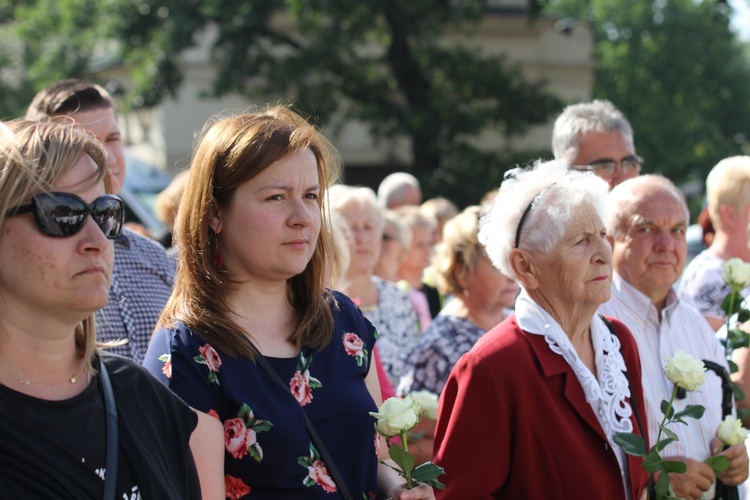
[143,291,380,500]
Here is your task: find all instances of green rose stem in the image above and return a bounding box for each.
[400,430,413,489]
[647,385,680,500]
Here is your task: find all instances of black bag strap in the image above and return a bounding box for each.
[254,351,354,500]
[99,357,118,500]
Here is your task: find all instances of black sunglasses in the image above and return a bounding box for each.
[6,192,124,239]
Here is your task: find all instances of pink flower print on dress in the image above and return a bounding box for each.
[225,474,251,500]
[290,351,322,406]
[193,344,222,384]
[226,403,273,462]
[157,354,172,378]
[308,459,337,493]
[342,332,368,367]
[298,443,338,494]
[291,371,314,406]
[224,418,254,460]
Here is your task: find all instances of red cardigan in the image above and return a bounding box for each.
[433,315,649,499]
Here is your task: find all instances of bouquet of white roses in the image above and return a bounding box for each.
[614,351,707,500]
[369,395,445,490]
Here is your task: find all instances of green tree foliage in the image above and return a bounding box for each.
[550,0,750,188]
[1,0,561,206]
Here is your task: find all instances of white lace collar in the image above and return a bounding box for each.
[515,290,633,437]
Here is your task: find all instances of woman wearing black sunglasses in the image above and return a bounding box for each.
[0,119,223,499]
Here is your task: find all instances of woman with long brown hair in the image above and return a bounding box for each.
[144,106,433,500]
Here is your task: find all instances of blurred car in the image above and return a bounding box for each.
[120,153,172,243]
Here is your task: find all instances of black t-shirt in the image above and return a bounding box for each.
[0,353,200,499]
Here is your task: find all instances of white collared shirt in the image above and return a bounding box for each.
[599,273,728,466]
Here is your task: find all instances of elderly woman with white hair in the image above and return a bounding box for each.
[432,160,649,499]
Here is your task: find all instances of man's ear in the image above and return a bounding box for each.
[509,249,539,290]
[208,200,223,234]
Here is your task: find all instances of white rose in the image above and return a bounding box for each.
[663,350,707,392]
[410,390,439,420]
[722,258,750,291]
[717,416,750,446]
[369,396,421,438]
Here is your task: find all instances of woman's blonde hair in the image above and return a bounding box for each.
[160,106,341,359]
[433,206,483,296]
[0,118,109,373]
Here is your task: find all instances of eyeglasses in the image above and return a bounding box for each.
[6,192,124,239]
[572,155,644,177]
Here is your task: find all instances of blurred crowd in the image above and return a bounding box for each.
[3,79,750,500]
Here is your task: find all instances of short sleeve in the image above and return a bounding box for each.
[143,325,224,418]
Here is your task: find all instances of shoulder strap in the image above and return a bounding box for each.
[599,315,647,439]
[99,356,119,500]
[254,352,354,500]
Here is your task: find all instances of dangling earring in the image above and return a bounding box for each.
[215,236,223,268]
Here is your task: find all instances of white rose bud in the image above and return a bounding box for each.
[369,395,421,438]
[722,258,750,291]
[410,390,439,420]
[663,350,707,392]
[718,416,750,447]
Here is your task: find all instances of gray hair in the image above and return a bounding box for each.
[328,184,384,232]
[479,159,610,281]
[552,99,634,165]
[377,172,421,208]
[606,174,689,240]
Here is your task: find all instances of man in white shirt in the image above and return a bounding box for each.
[600,174,748,500]
[679,156,750,330]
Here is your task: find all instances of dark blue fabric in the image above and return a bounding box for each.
[144,291,380,499]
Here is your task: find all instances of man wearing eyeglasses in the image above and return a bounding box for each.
[552,99,643,189]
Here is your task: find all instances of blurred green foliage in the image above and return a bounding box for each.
[0,0,561,207]
[550,0,750,203]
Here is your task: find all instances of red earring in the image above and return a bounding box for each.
[215,238,223,268]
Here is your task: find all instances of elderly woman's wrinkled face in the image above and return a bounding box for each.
[531,204,612,310]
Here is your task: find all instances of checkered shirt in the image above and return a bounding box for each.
[95,227,175,363]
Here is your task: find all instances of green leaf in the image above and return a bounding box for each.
[705,454,730,474]
[411,462,446,486]
[613,432,646,456]
[662,427,679,443]
[738,408,750,421]
[389,443,415,476]
[655,471,672,497]
[251,420,273,433]
[660,400,675,420]
[655,437,677,453]
[642,450,663,473]
[674,404,705,420]
[729,360,740,376]
[237,403,253,422]
[662,460,687,473]
[737,309,750,324]
[722,291,743,316]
